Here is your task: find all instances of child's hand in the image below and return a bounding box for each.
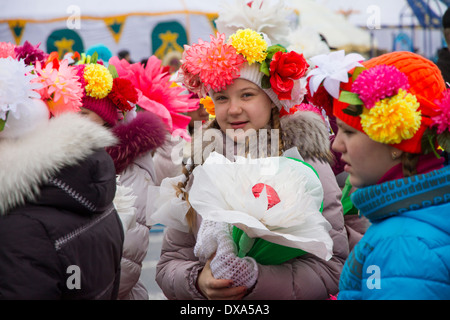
[197,256,247,300]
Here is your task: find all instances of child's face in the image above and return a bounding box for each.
[79,107,107,126]
[332,118,402,188]
[212,79,274,135]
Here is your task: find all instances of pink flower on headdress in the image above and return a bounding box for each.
[109,55,199,141]
[352,65,410,109]
[33,59,83,115]
[181,33,246,95]
[0,42,16,59]
[432,89,450,134]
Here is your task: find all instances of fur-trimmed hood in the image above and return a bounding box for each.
[190,111,333,163]
[280,111,333,162]
[106,111,167,174]
[0,113,117,215]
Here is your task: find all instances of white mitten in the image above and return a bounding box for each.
[209,222,259,289]
[194,219,220,264]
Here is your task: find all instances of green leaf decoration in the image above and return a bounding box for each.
[0,119,6,132]
[260,60,270,77]
[0,112,9,132]
[108,64,119,79]
[266,44,287,60]
[90,51,98,64]
[342,105,363,117]
[261,75,271,89]
[421,128,437,155]
[352,66,367,82]
[339,90,364,105]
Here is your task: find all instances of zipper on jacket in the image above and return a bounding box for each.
[48,177,97,212]
[54,206,115,251]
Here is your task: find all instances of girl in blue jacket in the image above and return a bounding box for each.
[311,50,450,299]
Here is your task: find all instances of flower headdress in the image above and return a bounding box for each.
[109,55,199,141]
[0,42,82,138]
[178,29,309,112]
[71,52,140,126]
[312,50,450,156]
[337,64,422,145]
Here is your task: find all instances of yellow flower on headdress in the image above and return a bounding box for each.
[229,29,268,65]
[361,89,421,144]
[83,64,113,99]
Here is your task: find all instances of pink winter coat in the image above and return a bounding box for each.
[155,111,349,300]
[107,111,167,300]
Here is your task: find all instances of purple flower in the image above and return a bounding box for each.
[352,64,410,108]
[14,41,48,66]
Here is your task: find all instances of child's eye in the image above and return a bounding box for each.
[214,95,227,102]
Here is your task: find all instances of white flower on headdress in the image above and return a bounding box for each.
[307,50,365,99]
[215,0,292,47]
[0,57,41,121]
[188,152,333,261]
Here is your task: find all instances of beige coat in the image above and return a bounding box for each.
[155,111,350,300]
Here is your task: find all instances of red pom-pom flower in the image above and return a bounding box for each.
[109,77,138,112]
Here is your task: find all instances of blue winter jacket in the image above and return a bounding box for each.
[338,165,450,299]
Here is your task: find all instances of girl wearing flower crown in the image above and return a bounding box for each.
[152,0,349,300]
[316,50,450,299]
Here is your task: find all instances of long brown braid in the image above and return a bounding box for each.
[175,106,284,232]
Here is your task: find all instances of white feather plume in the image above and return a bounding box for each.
[215,0,293,46]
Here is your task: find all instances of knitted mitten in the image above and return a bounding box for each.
[194,219,259,288]
[194,219,220,264]
[209,222,259,289]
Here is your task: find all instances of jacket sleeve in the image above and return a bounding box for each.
[155,227,205,300]
[245,159,349,300]
[0,214,63,299]
[116,162,152,300]
[360,236,450,299]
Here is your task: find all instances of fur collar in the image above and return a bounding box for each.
[0,113,117,215]
[106,111,167,174]
[190,111,333,164]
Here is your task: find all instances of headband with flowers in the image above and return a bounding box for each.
[177,29,309,112]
